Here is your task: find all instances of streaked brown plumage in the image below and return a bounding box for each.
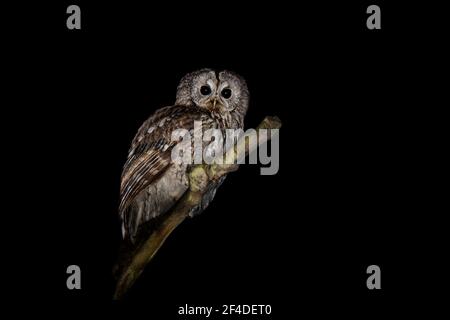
[114,70,249,295]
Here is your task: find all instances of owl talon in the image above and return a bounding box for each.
[206,163,239,181]
[188,166,209,192]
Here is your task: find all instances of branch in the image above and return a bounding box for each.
[113,116,282,299]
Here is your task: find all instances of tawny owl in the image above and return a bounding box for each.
[116,69,249,282]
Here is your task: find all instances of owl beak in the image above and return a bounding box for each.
[208,95,223,111]
[211,96,221,109]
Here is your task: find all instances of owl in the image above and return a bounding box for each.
[118,68,249,248]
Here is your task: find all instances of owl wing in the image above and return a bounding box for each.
[119,106,177,217]
[119,105,215,238]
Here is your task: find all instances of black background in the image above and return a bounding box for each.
[12,0,447,317]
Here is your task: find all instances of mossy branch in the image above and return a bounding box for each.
[113,116,282,300]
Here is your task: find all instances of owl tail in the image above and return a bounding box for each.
[113,192,201,300]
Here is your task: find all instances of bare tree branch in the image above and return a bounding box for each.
[114,116,282,299]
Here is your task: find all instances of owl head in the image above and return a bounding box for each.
[175,69,249,125]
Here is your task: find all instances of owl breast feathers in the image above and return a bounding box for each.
[119,69,249,241]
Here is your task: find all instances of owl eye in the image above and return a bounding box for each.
[221,88,232,99]
[200,85,212,96]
